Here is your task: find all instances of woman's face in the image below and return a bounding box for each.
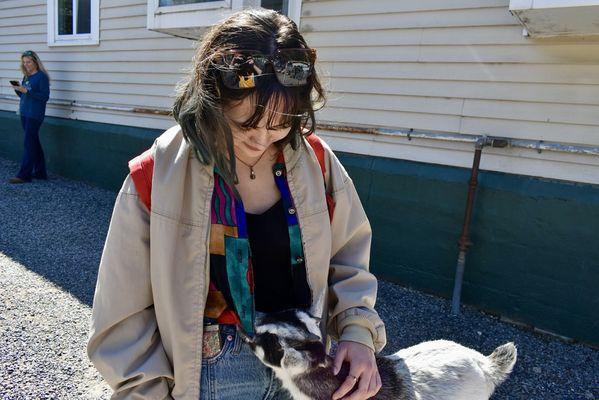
[225,97,291,160]
[22,56,38,75]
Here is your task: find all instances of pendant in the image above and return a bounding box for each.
[250,167,256,180]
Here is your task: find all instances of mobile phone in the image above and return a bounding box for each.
[10,80,21,86]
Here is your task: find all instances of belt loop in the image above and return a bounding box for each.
[231,327,243,354]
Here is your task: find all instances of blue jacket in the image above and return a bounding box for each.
[16,71,50,121]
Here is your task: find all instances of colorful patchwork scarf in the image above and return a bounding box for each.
[204,152,311,336]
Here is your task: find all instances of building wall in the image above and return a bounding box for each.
[0,0,188,130]
[301,0,599,185]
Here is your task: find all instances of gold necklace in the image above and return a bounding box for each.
[235,150,268,180]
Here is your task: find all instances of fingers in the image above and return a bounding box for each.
[332,346,348,375]
[332,372,360,400]
[344,368,383,400]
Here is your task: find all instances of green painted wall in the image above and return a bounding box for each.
[340,153,599,346]
[1,112,597,346]
[0,111,159,190]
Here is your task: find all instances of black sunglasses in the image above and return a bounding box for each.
[216,48,316,89]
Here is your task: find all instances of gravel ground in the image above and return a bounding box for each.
[0,156,597,400]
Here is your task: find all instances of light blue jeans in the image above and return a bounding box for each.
[200,325,293,400]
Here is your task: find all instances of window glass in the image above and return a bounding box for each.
[159,0,218,5]
[261,0,289,14]
[77,0,91,34]
[58,0,73,35]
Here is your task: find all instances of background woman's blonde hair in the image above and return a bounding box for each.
[20,50,51,82]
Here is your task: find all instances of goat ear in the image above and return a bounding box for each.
[259,332,284,367]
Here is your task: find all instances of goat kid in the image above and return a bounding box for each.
[243,310,517,400]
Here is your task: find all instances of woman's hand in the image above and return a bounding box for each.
[13,85,27,93]
[332,341,382,400]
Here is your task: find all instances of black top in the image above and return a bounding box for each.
[246,199,299,313]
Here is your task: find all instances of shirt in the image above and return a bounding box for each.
[17,71,50,121]
[247,198,299,313]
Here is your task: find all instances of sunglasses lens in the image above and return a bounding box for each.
[274,49,312,87]
[218,49,313,89]
[220,51,267,89]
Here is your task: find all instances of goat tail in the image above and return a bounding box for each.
[486,342,518,386]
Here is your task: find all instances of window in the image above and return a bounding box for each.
[147,0,302,39]
[47,0,99,46]
[261,0,288,15]
[159,0,218,5]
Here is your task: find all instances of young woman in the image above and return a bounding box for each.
[87,9,386,400]
[9,50,50,184]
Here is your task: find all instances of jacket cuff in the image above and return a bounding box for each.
[340,325,375,352]
[332,307,387,353]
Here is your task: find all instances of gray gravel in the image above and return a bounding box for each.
[0,156,597,400]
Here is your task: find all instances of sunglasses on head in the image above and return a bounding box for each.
[22,51,34,57]
[216,48,316,89]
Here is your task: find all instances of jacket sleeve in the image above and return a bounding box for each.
[87,175,174,400]
[27,73,49,102]
[325,150,387,353]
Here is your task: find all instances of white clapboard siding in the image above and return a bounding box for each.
[329,79,599,106]
[2,0,599,184]
[0,0,192,132]
[302,0,599,183]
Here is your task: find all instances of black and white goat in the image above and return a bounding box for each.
[244,310,517,400]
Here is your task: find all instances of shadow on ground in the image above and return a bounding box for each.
[0,157,117,306]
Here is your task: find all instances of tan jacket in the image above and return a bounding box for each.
[87,125,386,400]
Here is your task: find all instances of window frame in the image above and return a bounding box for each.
[47,0,100,47]
[147,0,302,36]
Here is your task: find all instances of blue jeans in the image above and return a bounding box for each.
[17,116,47,181]
[200,325,292,400]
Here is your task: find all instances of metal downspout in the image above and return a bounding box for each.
[450,137,508,315]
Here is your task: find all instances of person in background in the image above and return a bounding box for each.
[9,50,50,184]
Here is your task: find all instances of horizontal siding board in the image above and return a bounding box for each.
[0,24,46,35]
[0,14,45,27]
[0,70,183,85]
[317,107,463,132]
[462,99,599,126]
[304,26,530,47]
[0,34,47,44]
[302,0,509,17]
[101,0,146,8]
[327,62,599,85]
[301,8,517,32]
[101,15,147,30]
[330,78,599,106]
[0,50,193,62]
[328,93,465,115]
[0,4,45,18]
[316,44,599,64]
[0,61,189,74]
[48,80,176,97]
[101,3,147,19]
[0,0,43,9]
[0,37,194,52]
[49,89,173,108]
[101,27,176,40]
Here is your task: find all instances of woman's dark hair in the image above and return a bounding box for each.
[173,8,326,186]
